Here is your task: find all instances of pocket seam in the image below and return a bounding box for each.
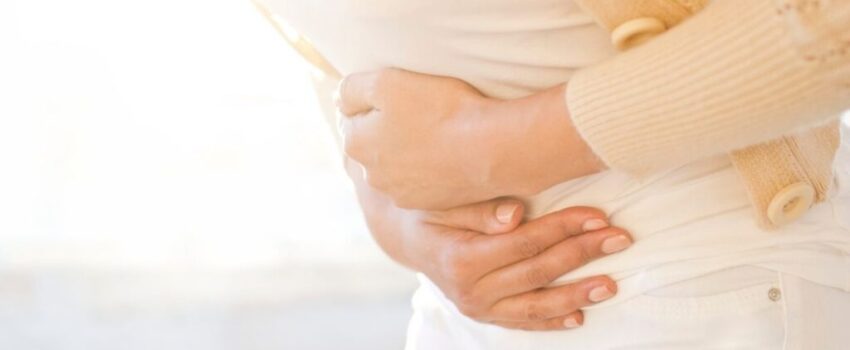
[622,281,781,320]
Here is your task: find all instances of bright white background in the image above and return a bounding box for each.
[0,0,417,349]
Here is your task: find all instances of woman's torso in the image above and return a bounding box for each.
[271,0,616,98]
[275,0,850,343]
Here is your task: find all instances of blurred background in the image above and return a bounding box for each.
[0,0,417,349]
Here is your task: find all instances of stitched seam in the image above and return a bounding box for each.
[782,136,820,195]
[779,272,791,350]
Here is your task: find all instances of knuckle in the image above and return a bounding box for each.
[453,291,484,319]
[534,215,572,241]
[523,302,546,321]
[440,244,474,281]
[562,289,585,311]
[477,204,495,226]
[575,241,596,264]
[374,69,400,90]
[365,172,387,190]
[392,192,421,209]
[456,304,477,318]
[563,243,592,267]
[512,236,542,259]
[523,263,552,288]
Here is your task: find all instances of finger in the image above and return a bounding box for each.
[486,276,615,322]
[489,311,584,331]
[341,108,381,163]
[422,198,525,235]
[336,71,380,116]
[476,227,631,298]
[469,206,610,270]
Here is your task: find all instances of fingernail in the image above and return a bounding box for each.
[589,285,614,303]
[582,219,608,232]
[601,235,632,254]
[563,317,581,329]
[495,204,519,224]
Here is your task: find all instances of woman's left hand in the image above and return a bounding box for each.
[337,68,605,210]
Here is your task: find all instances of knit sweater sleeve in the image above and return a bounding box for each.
[566,0,850,177]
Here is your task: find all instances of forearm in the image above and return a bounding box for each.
[336,68,608,209]
[568,0,850,177]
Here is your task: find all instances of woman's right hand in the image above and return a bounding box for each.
[394,200,633,330]
[348,156,632,330]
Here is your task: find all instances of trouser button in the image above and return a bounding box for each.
[768,287,782,301]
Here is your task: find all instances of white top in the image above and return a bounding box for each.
[268,0,615,99]
[265,0,850,304]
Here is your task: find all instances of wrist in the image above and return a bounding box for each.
[481,84,606,196]
[447,94,512,199]
[543,84,607,176]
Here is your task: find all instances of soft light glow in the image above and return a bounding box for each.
[0,0,397,271]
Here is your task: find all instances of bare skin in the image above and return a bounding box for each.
[337,68,605,210]
[345,157,633,331]
[336,67,627,331]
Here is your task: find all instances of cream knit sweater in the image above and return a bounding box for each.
[256,0,850,228]
[570,0,849,226]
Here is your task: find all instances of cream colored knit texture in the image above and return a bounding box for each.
[569,0,848,227]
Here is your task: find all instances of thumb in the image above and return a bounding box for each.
[336,71,381,117]
[423,198,525,235]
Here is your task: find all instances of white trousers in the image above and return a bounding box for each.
[406,266,850,349]
[406,120,850,349]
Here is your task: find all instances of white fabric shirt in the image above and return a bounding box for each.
[269,0,615,99]
[265,0,850,303]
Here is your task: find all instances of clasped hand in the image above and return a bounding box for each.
[378,197,633,330]
[336,68,605,210]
